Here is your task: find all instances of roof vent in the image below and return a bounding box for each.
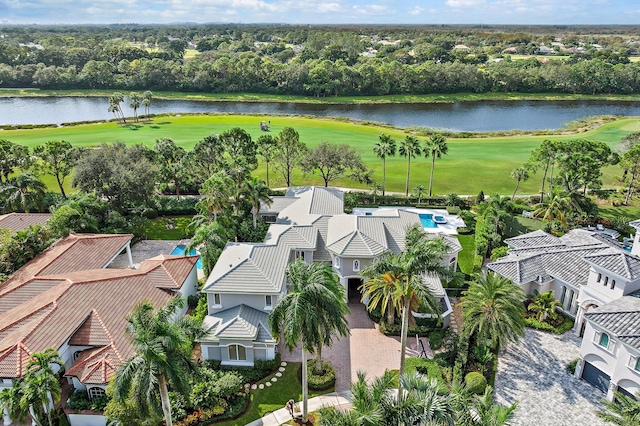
[537,275,543,283]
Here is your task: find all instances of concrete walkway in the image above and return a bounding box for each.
[245,392,352,426]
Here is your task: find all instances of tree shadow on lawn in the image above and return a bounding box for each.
[495,329,604,408]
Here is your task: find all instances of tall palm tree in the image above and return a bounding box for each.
[533,190,571,228]
[596,390,640,426]
[113,298,204,426]
[0,348,63,426]
[186,221,233,276]
[373,134,396,196]
[413,185,425,204]
[268,260,349,423]
[399,136,422,197]
[257,134,277,187]
[460,272,526,353]
[241,177,273,229]
[370,182,383,204]
[142,91,153,118]
[108,92,126,124]
[424,134,448,197]
[361,224,452,395]
[129,92,141,122]
[510,167,529,200]
[1,173,47,212]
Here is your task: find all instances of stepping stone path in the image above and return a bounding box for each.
[271,377,277,382]
[251,384,257,390]
[266,382,271,387]
[259,384,264,389]
[281,362,287,366]
[278,367,285,372]
[275,372,282,377]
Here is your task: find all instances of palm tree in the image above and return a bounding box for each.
[373,134,396,196]
[186,221,233,276]
[1,173,47,212]
[241,177,272,229]
[198,171,234,222]
[268,260,349,423]
[399,136,422,197]
[596,390,640,425]
[527,290,561,322]
[370,181,383,204]
[533,190,571,228]
[142,91,153,118]
[129,92,141,122]
[413,185,425,204]
[460,272,526,353]
[109,92,126,124]
[468,386,519,426]
[0,348,63,426]
[510,167,530,200]
[361,225,452,395]
[113,298,204,426]
[397,372,454,425]
[424,134,448,197]
[257,134,277,187]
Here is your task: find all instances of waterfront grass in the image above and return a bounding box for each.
[3,89,640,104]
[3,115,639,195]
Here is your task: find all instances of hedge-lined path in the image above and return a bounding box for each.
[280,303,429,393]
[245,392,352,426]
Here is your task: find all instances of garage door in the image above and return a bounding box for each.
[582,362,610,393]
[617,386,637,401]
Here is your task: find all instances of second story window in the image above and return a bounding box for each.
[635,358,640,372]
[213,293,221,306]
[610,280,616,290]
[265,295,273,309]
[599,332,610,348]
[597,273,602,283]
[353,260,360,272]
[295,250,305,261]
[334,256,340,268]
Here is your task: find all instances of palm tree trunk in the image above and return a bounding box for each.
[429,156,436,197]
[512,180,520,200]
[382,157,386,196]
[549,162,555,193]
[159,375,173,426]
[405,156,410,197]
[387,304,395,324]
[265,160,270,187]
[252,207,258,229]
[398,295,410,397]
[315,345,323,374]
[28,405,43,426]
[540,162,549,202]
[301,349,309,423]
[625,162,638,204]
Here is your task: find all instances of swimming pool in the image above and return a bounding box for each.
[418,214,439,229]
[171,244,203,270]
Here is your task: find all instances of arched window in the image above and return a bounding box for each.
[611,280,616,290]
[567,290,575,311]
[604,277,609,286]
[334,256,340,268]
[353,260,360,272]
[88,387,106,400]
[73,351,83,361]
[597,273,602,282]
[228,345,247,361]
[560,286,567,306]
[599,332,610,348]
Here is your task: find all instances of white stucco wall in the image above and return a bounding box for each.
[67,413,107,426]
[207,293,277,314]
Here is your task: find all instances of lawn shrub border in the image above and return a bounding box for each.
[524,316,575,334]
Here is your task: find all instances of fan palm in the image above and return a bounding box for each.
[424,134,448,197]
[469,386,518,426]
[257,134,277,187]
[373,134,396,196]
[399,136,422,197]
[510,167,529,200]
[361,224,452,395]
[460,272,526,353]
[1,173,47,212]
[596,390,640,426]
[129,92,141,122]
[142,91,153,117]
[113,298,205,426]
[241,177,272,229]
[527,290,561,322]
[268,260,349,423]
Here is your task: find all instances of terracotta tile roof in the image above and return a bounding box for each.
[0,234,197,383]
[0,213,51,233]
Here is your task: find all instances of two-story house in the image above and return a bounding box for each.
[200,187,464,366]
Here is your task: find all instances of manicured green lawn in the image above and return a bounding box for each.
[215,362,331,426]
[456,234,477,275]
[503,216,545,239]
[143,216,193,240]
[3,115,640,195]
[402,357,446,386]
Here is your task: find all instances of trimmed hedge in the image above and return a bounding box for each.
[307,359,336,390]
[204,353,282,384]
[428,330,445,350]
[465,371,487,395]
[525,316,575,335]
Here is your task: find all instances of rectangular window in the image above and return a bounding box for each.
[265,295,273,308]
[567,290,574,311]
[229,345,247,361]
[597,273,602,283]
[353,260,360,272]
[560,287,567,306]
[611,280,616,290]
[295,251,304,261]
[636,358,640,372]
[213,293,221,306]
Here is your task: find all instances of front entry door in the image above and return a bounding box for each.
[348,278,363,303]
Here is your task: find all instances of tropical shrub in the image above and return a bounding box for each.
[428,330,444,350]
[567,358,578,375]
[465,371,487,395]
[187,294,199,309]
[307,359,336,390]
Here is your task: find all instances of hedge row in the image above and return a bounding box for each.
[524,317,575,334]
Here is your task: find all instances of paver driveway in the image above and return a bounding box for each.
[495,328,608,426]
[281,303,426,392]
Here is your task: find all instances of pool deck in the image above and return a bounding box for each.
[108,238,193,269]
[352,207,465,235]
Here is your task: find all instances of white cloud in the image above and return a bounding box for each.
[317,2,343,13]
[353,4,392,15]
[445,0,485,8]
[408,6,424,15]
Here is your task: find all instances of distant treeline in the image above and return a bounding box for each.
[0,24,639,96]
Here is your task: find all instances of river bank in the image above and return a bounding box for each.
[1,89,640,105]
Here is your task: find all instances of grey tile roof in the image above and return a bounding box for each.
[202,304,274,342]
[629,219,640,230]
[584,252,640,280]
[504,230,561,248]
[585,296,640,349]
[327,231,388,257]
[259,197,300,214]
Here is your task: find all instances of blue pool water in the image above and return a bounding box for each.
[171,245,203,270]
[419,214,439,229]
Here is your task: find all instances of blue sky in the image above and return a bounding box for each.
[1,0,639,25]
